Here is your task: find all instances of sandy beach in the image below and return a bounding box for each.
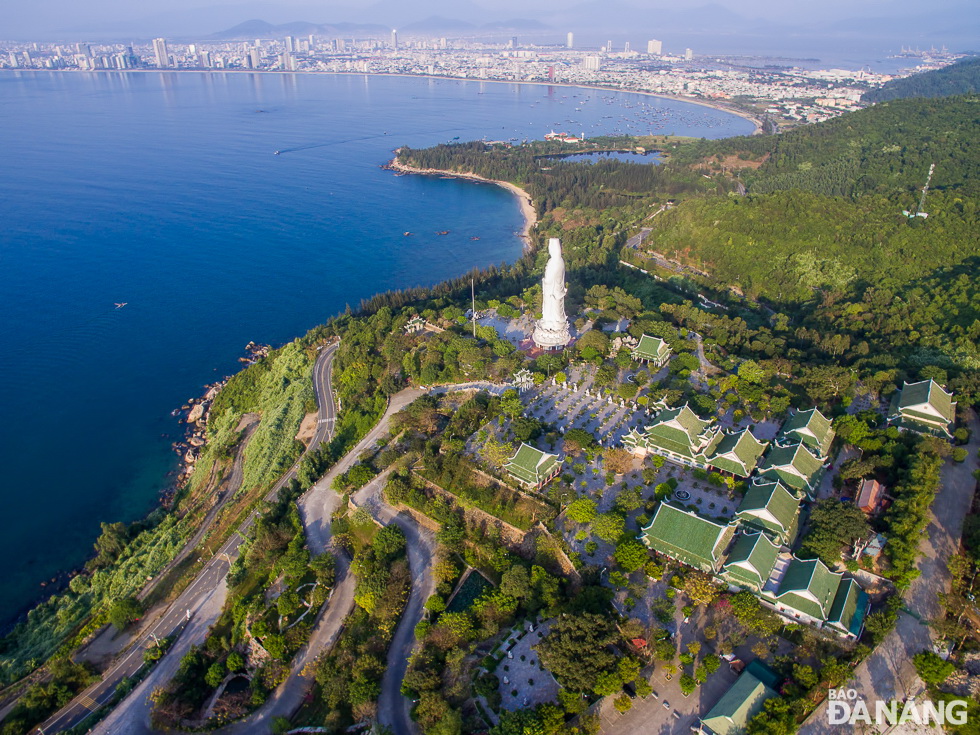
[388,155,537,251]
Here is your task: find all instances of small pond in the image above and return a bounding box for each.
[445,570,494,613]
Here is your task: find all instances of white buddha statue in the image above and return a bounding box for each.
[532,238,571,349]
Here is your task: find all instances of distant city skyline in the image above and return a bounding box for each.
[0,0,976,48]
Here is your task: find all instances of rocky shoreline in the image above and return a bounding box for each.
[166,341,271,505]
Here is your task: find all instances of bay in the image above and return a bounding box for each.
[0,70,753,623]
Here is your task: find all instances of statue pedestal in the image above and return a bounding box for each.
[532,320,570,350]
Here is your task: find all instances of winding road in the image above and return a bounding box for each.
[352,472,436,735]
[39,343,340,735]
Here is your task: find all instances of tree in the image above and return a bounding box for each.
[593,513,626,543]
[500,565,530,600]
[226,652,245,672]
[373,525,406,560]
[798,365,856,403]
[614,540,649,573]
[205,661,226,688]
[613,694,632,713]
[746,696,799,735]
[277,591,301,618]
[604,449,634,475]
[613,486,644,514]
[798,499,870,566]
[912,650,955,686]
[536,613,619,694]
[683,572,720,607]
[729,592,781,637]
[108,596,143,631]
[566,497,598,524]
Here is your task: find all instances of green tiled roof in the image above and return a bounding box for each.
[723,532,780,591]
[827,578,868,638]
[633,334,671,362]
[736,481,801,544]
[771,557,842,621]
[700,668,779,735]
[633,404,720,459]
[780,408,835,457]
[709,429,768,477]
[641,503,736,572]
[758,443,824,495]
[889,379,956,436]
[504,443,561,486]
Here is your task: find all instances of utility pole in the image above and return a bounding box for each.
[471,279,477,338]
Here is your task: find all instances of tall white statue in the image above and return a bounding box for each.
[532,238,571,349]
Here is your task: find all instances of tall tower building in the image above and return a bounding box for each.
[152,37,170,68]
[391,29,398,49]
[647,39,662,55]
[248,47,262,69]
[285,36,295,52]
[685,47,693,60]
[566,32,574,49]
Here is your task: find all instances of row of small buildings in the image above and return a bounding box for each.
[641,494,867,640]
[623,404,832,498]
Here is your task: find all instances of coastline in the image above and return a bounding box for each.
[388,154,538,252]
[21,68,764,136]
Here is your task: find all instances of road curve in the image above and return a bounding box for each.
[353,473,435,735]
[39,343,339,734]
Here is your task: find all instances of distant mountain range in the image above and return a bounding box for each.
[210,15,550,39]
[209,19,390,40]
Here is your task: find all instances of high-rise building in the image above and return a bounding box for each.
[152,37,170,68]
[248,47,262,69]
[566,32,574,49]
[584,56,601,71]
[285,36,295,52]
[439,37,448,50]
[509,36,518,49]
[391,29,398,49]
[647,39,662,55]
[685,47,693,60]
[8,51,19,68]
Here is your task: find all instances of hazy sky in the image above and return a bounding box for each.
[1,0,976,44]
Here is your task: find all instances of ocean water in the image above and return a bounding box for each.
[0,71,753,623]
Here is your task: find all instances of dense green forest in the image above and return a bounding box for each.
[863,56,980,103]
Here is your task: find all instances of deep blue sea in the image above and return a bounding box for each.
[0,71,753,623]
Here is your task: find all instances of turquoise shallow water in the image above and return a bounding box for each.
[0,71,753,622]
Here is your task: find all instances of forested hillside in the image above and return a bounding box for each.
[675,95,979,199]
[863,56,980,103]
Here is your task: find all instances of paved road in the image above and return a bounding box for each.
[299,387,423,554]
[38,343,340,734]
[800,411,980,735]
[353,473,436,735]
